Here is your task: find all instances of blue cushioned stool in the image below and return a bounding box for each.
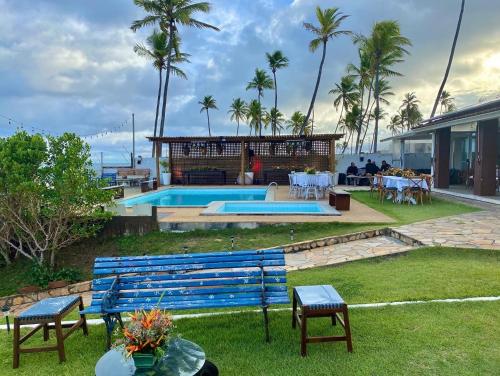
[292,285,353,356]
[13,295,88,368]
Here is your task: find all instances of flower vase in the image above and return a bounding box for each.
[132,352,156,370]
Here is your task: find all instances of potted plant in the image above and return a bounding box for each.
[116,308,174,370]
[160,160,171,185]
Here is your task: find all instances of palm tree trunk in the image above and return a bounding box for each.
[236,119,239,136]
[355,85,364,154]
[360,100,376,152]
[430,0,465,118]
[302,40,327,135]
[258,93,262,137]
[272,70,277,136]
[206,109,211,136]
[373,63,380,153]
[333,107,344,134]
[158,22,175,156]
[152,68,163,157]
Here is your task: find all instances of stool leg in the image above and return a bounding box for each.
[292,292,297,329]
[343,306,353,353]
[13,318,20,369]
[43,324,49,341]
[300,310,308,357]
[54,317,66,363]
[79,297,88,336]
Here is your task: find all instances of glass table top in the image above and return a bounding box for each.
[95,337,206,376]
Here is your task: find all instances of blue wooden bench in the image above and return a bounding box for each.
[81,249,290,348]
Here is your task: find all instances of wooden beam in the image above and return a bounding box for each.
[168,142,173,177]
[240,140,245,185]
[155,141,161,187]
[329,139,335,172]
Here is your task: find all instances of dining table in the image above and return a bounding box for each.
[291,172,331,189]
[374,175,428,204]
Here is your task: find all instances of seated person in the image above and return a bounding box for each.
[346,162,359,185]
[380,160,391,172]
[364,159,380,176]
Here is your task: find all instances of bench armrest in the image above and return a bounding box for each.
[101,276,119,313]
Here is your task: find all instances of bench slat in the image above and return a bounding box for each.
[94,259,285,276]
[95,254,285,270]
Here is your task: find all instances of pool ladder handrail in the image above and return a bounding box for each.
[266,182,278,192]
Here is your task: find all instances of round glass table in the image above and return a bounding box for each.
[95,338,208,376]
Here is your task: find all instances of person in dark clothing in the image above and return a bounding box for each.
[365,159,379,175]
[380,160,391,172]
[346,162,359,185]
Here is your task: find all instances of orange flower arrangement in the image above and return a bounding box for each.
[117,308,174,359]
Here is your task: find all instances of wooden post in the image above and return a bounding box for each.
[240,140,246,185]
[168,142,173,175]
[434,128,451,188]
[474,119,498,196]
[328,139,335,172]
[155,141,161,187]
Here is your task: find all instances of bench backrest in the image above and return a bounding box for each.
[117,168,150,178]
[89,249,288,312]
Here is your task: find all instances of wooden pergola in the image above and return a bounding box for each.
[148,134,343,186]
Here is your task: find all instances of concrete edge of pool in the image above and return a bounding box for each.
[201,201,341,216]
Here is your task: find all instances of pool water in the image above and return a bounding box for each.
[211,201,340,216]
[121,188,267,207]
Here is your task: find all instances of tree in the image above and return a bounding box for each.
[131,0,219,154]
[301,6,351,134]
[228,98,247,136]
[430,0,465,118]
[329,75,359,134]
[388,113,403,135]
[246,68,274,136]
[400,92,421,129]
[266,50,289,134]
[266,108,286,135]
[199,95,218,136]
[340,104,361,154]
[0,131,113,267]
[288,111,311,136]
[439,90,456,114]
[361,21,411,152]
[246,99,265,136]
[134,30,190,157]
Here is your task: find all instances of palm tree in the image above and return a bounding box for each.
[329,75,359,134]
[131,0,219,153]
[439,90,456,114]
[228,98,247,136]
[134,31,190,156]
[246,99,265,136]
[301,6,351,134]
[341,104,361,154]
[388,113,403,135]
[361,21,411,152]
[267,108,286,135]
[199,95,217,136]
[400,92,420,129]
[246,68,274,136]
[288,111,311,136]
[266,50,289,133]
[430,0,465,118]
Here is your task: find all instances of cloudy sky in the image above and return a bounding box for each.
[1,0,500,162]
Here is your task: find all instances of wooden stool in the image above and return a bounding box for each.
[13,295,88,368]
[328,189,351,210]
[292,285,353,356]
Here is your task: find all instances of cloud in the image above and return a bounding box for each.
[0,0,499,157]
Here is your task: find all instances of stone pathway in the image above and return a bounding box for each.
[396,208,500,250]
[285,236,414,271]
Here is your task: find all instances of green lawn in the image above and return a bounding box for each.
[0,247,498,375]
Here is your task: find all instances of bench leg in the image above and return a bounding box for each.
[292,292,297,329]
[300,311,308,357]
[43,324,50,341]
[13,318,20,369]
[343,306,353,353]
[103,314,115,350]
[116,313,124,329]
[78,297,89,336]
[262,306,270,343]
[54,317,66,363]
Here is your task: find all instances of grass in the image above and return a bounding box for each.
[0,247,498,375]
[0,193,478,296]
[349,191,480,225]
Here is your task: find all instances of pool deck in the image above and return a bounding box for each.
[151,185,393,226]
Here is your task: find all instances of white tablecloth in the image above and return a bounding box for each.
[374,176,428,192]
[292,173,331,188]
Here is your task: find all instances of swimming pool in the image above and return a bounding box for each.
[121,188,269,207]
[203,201,341,216]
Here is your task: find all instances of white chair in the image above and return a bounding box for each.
[288,173,300,198]
[302,174,319,200]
